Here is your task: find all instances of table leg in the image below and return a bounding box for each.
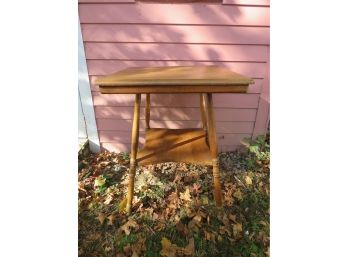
[203,93,223,206]
[145,94,151,129]
[126,93,141,214]
[200,93,209,147]
[200,94,207,130]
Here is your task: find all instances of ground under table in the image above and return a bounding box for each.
[96,66,254,214]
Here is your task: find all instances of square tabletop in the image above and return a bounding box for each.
[96,66,254,94]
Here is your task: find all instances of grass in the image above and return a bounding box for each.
[78,136,269,257]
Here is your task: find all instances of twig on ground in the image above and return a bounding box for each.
[234,175,248,189]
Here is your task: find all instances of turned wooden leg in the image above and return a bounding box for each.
[126,93,141,214]
[200,93,207,130]
[203,93,222,206]
[200,93,210,147]
[145,94,151,129]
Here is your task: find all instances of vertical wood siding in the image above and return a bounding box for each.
[78,0,270,152]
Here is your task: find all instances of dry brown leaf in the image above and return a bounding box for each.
[193,214,202,223]
[180,188,192,202]
[172,175,181,183]
[245,176,253,186]
[184,175,193,183]
[120,219,138,235]
[220,225,232,237]
[181,238,195,256]
[186,208,196,218]
[233,189,244,201]
[233,223,243,237]
[192,183,202,195]
[228,214,237,223]
[259,220,268,227]
[176,221,188,236]
[96,213,106,225]
[197,209,207,218]
[131,252,139,257]
[152,212,159,220]
[168,191,178,201]
[104,194,113,205]
[188,219,201,232]
[123,244,132,255]
[221,214,230,226]
[130,237,146,257]
[154,222,165,231]
[204,230,212,241]
[160,237,177,257]
[78,182,87,192]
[107,214,116,225]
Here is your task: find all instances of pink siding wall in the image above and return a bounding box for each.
[78,0,270,152]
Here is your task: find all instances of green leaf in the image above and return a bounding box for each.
[249,145,259,154]
[94,176,106,187]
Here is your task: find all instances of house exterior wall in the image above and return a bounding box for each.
[78,0,270,152]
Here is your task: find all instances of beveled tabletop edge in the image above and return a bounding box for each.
[95,66,254,87]
[97,79,254,86]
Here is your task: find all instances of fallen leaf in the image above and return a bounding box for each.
[118,197,127,212]
[152,212,159,220]
[224,193,234,207]
[78,182,87,192]
[172,175,181,183]
[233,189,244,201]
[176,221,188,236]
[96,213,106,225]
[201,196,209,205]
[259,220,268,227]
[120,219,138,235]
[104,194,113,205]
[193,214,202,222]
[130,237,146,257]
[181,238,194,256]
[228,214,237,223]
[183,175,193,183]
[245,176,253,186]
[180,188,192,202]
[99,161,110,167]
[233,223,243,237]
[192,183,202,195]
[123,244,132,255]
[107,214,116,225]
[188,219,201,232]
[221,214,230,226]
[154,222,165,231]
[160,237,177,257]
[94,176,106,187]
[204,230,212,241]
[186,208,196,218]
[168,191,179,202]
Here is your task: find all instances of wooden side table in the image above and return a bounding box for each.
[96,66,253,213]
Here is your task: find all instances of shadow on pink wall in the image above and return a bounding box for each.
[79,1,270,152]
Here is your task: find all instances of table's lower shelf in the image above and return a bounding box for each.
[137,128,212,166]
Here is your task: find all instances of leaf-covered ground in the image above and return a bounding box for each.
[78,138,269,257]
